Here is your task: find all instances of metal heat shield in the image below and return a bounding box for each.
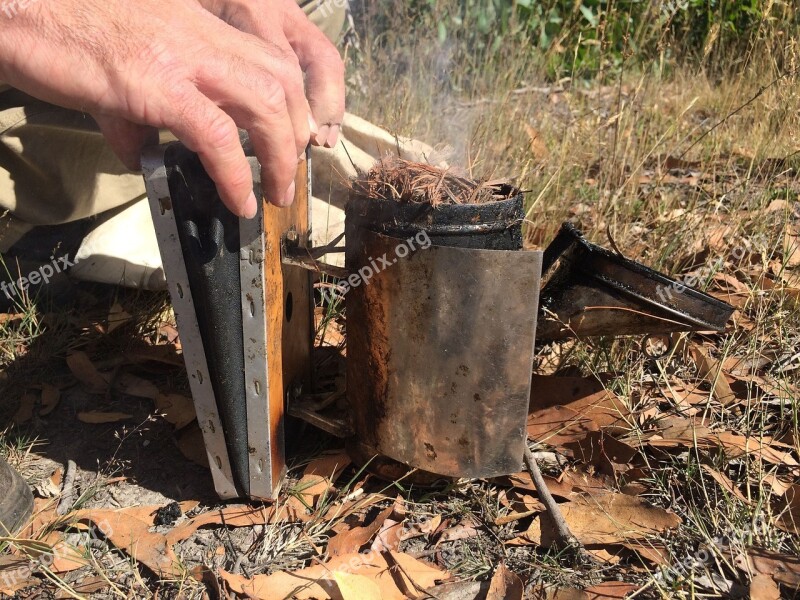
[345,227,543,478]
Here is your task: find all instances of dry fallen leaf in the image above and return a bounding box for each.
[527,405,599,447]
[585,581,639,598]
[220,551,448,600]
[72,506,178,577]
[106,301,132,333]
[537,492,681,546]
[487,562,523,600]
[371,518,404,553]
[564,431,637,476]
[701,464,751,505]
[327,505,394,558]
[77,411,133,424]
[749,573,780,600]
[155,393,196,429]
[66,351,110,394]
[289,451,351,511]
[12,392,36,425]
[333,570,382,600]
[776,483,800,535]
[711,431,799,466]
[529,375,632,434]
[689,344,737,405]
[114,372,159,399]
[39,384,61,416]
[176,422,209,468]
[0,556,38,595]
[738,547,800,587]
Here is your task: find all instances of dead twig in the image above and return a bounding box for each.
[522,445,600,566]
[56,460,77,516]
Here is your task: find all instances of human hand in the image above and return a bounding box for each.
[0,0,345,217]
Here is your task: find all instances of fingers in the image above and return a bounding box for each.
[162,85,258,218]
[195,49,304,207]
[250,0,346,148]
[93,114,158,171]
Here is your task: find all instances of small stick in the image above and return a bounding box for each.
[56,460,78,516]
[522,445,580,551]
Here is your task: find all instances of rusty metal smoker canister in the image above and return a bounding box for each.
[344,191,543,479]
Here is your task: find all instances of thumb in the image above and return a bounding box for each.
[93,114,159,171]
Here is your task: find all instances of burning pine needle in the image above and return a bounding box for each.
[351,157,514,207]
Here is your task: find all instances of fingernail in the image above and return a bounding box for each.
[243,191,258,219]
[308,113,319,137]
[315,125,330,147]
[326,124,340,149]
[283,181,296,206]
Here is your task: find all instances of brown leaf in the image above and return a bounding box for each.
[494,472,576,499]
[652,415,713,445]
[776,484,800,535]
[749,574,780,600]
[739,547,800,587]
[689,344,737,405]
[328,505,394,557]
[176,423,209,468]
[700,464,751,505]
[761,474,793,497]
[114,373,159,399]
[711,431,799,466]
[527,405,599,446]
[487,562,523,600]
[538,492,681,546]
[620,541,671,566]
[544,587,589,600]
[784,233,800,267]
[219,551,448,600]
[155,393,196,429]
[0,556,38,595]
[529,375,632,433]
[71,506,178,577]
[524,124,549,161]
[371,518,404,553]
[585,581,639,598]
[66,351,110,393]
[333,570,382,600]
[12,392,36,424]
[106,301,132,333]
[291,451,351,510]
[39,384,61,416]
[564,431,637,476]
[77,411,133,424]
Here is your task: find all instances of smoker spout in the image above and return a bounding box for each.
[536,223,735,342]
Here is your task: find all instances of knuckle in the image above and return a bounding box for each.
[256,76,288,114]
[203,112,239,150]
